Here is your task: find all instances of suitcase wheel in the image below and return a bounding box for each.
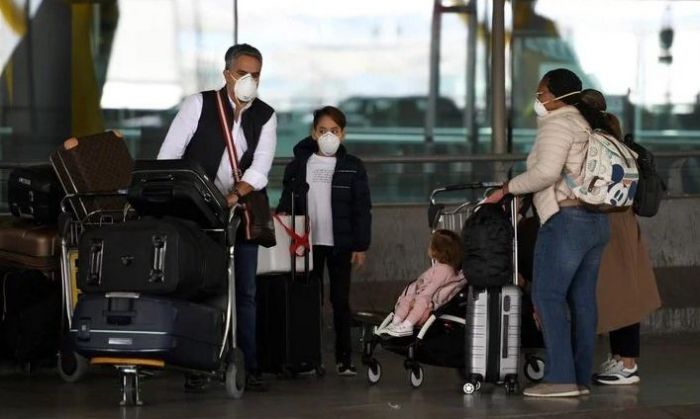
[504,374,519,394]
[57,349,89,383]
[225,348,245,399]
[408,365,424,389]
[366,359,382,385]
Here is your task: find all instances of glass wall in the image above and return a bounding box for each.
[1,0,699,206]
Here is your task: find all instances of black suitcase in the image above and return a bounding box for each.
[0,270,61,364]
[8,165,64,224]
[127,159,229,229]
[77,217,227,299]
[70,293,224,371]
[256,192,322,375]
[256,273,322,375]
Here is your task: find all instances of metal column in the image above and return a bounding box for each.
[426,0,442,143]
[233,0,238,44]
[491,0,507,180]
[427,1,477,145]
[466,0,478,152]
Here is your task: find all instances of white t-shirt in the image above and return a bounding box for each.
[306,154,337,246]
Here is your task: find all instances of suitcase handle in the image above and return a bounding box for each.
[140,185,174,203]
[149,235,167,283]
[87,239,104,285]
[105,297,137,325]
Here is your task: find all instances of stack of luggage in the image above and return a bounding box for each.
[0,165,64,370]
[50,132,231,374]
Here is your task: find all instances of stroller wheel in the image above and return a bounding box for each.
[225,348,245,399]
[463,382,476,395]
[408,366,424,389]
[524,356,545,383]
[367,359,382,385]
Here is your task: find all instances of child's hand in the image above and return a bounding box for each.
[352,252,367,269]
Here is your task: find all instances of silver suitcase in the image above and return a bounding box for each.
[463,285,521,394]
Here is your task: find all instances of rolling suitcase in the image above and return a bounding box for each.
[0,216,61,365]
[256,190,322,376]
[77,217,227,299]
[462,196,521,395]
[50,130,133,221]
[127,159,229,229]
[70,293,224,371]
[7,165,64,224]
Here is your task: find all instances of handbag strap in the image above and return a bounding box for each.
[273,214,311,257]
[215,89,243,183]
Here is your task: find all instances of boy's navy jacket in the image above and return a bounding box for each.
[276,137,371,252]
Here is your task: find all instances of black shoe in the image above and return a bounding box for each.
[184,374,210,393]
[246,372,269,392]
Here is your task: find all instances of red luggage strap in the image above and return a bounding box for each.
[273,214,311,257]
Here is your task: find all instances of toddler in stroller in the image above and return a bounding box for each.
[376,230,466,338]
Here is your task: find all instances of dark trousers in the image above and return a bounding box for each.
[312,245,352,364]
[235,241,259,373]
[609,323,640,358]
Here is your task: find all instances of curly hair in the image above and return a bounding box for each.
[429,229,463,270]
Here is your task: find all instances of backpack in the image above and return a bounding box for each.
[624,134,666,217]
[461,203,513,288]
[563,122,640,211]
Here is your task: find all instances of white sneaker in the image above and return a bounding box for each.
[596,354,621,376]
[595,364,640,385]
[384,322,413,337]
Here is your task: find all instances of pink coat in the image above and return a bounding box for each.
[396,263,467,312]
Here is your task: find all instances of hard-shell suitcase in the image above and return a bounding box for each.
[50,131,133,221]
[7,165,64,224]
[463,285,521,392]
[257,190,322,375]
[77,217,227,299]
[0,216,59,278]
[127,159,229,229]
[70,293,224,371]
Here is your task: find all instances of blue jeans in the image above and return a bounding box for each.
[532,207,610,386]
[234,241,259,373]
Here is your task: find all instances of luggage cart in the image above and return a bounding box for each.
[54,188,246,406]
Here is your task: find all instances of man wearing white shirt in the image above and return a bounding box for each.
[158,43,276,392]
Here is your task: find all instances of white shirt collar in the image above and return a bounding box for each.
[226,90,254,115]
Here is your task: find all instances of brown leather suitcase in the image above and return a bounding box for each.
[49,130,133,221]
[0,216,59,278]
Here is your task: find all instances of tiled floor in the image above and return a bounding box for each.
[1,334,699,419]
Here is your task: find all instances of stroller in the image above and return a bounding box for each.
[357,183,544,391]
[52,133,245,406]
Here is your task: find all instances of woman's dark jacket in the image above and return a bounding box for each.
[276,137,372,252]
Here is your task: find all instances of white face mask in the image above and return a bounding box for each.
[233,73,258,102]
[533,90,581,117]
[317,132,340,156]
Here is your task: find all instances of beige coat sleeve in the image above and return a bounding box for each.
[508,117,575,195]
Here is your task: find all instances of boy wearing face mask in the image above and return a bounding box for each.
[276,106,372,376]
[157,43,276,392]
